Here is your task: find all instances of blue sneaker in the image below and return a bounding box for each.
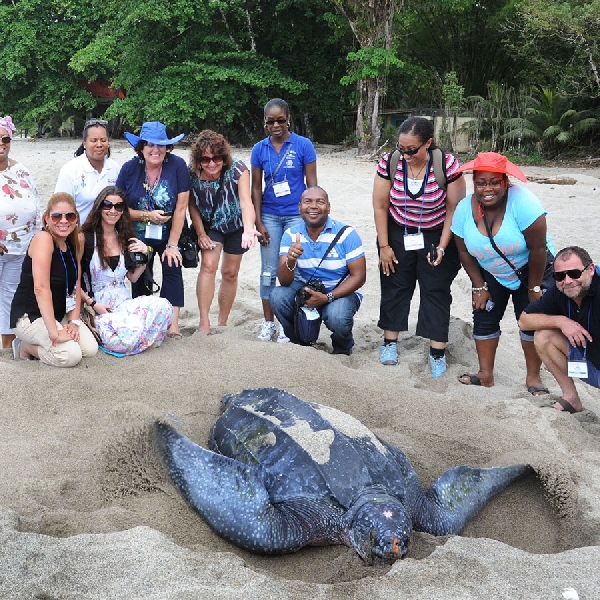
[380,342,398,366]
[429,354,447,379]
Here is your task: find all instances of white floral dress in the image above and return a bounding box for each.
[90,249,173,355]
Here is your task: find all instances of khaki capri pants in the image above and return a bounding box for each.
[13,315,98,367]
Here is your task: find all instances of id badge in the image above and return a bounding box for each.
[273,181,291,197]
[404,232,425,251]
[568,360,588,379]
[65,294,76,312]
[145,223,163,240]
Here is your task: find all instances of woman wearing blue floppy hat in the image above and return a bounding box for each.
[116,121,191,338]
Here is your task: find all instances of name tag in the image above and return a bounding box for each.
[145,223,163,240]
[273,181,291,197]
[404,232,424,251]
[65,294,76,312]
[568,360,588,379]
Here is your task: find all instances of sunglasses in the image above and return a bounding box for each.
[265,118,288,126]
[101,200,125,212]
[199,155,224,166]
[474,179,504,189]
[49,212,77,224]
[1,136,11,144]
[395,142,425,156]
[85,119,108,129]
[552,263,591,282]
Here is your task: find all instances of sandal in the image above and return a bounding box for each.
[459,373,482,386]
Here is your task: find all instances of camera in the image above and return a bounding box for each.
[124,251,148,270]
[295,278,326,307]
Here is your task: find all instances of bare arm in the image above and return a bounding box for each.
[302,256,367,309]
[304,160,317,187]
[434,175,466,264]
[162,190,189,267]
[251,165,269,244]
[238,169,259,248]
[372,174,396,275]
[454,235,491,311]
[522,215,548,299]
[518,311,593,346]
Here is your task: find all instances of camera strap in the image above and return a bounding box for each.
[306,225,350,286]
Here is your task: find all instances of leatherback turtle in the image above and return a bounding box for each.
[155,388,530,563]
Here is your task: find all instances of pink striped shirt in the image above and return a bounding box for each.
[376,150,462,230]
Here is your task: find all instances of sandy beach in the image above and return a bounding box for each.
[1,137,600,599]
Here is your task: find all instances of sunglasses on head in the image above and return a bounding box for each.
[395,142,425,156]
[85,119,108,129]
[49,212,77,224]
[265,118,288,126]
[552,263,591,282]
[199,155,223,166]
[1,136,11,144]
[101,200,125,212]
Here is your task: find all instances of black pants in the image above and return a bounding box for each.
[378,221,461,342]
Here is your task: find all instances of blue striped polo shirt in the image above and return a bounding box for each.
[280,217,365,301]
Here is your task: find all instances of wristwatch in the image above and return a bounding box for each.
[68,319,82,326]
[528,285,542,293]
[326,292,335,303]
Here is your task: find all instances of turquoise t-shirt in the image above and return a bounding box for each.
[451,185,554,290]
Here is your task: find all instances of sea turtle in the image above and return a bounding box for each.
[155,387,530,563]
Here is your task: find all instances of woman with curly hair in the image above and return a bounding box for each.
[79,186,173,355]
[189,130,259,334]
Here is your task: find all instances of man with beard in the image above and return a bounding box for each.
[270,186,366,355]
[519,246,599,413]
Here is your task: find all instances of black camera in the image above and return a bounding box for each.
[295,278,326,307]
[124,251,148,270]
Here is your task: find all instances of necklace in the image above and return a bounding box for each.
[143,165,162,196]
[408,161,426,180]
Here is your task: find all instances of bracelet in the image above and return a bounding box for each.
[437,246,445,256]
[380,244,390,249]
[285,258,296,271]
[166,244,179,250]
[141,210,148,222]
[90,300,96,309]
[472,283,489,293]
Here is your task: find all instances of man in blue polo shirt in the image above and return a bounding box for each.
[519,246,600,414]
[270,186,366,355]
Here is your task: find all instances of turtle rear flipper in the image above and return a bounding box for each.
[155,421,343,554]
[415,464,532,535]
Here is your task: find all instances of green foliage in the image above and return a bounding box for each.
[340,47,404,85]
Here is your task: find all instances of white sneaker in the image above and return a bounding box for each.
[277,327,290,343]
[257,320,276,341]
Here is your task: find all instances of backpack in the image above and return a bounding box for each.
[386,147,447,191]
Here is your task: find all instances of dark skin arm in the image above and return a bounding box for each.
[251,165,268,245]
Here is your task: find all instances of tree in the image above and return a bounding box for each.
[332,0,404,153]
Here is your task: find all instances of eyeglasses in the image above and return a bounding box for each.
[395,142,425,156]
[85,119,108,129]
[552,263,591,282]
[1,136,11,144]
[265,118,288,126]
[49,212,77,223]
[474,179,505,189]
[200,156,224,166]
[101,200,125,212]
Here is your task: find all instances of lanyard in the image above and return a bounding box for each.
[567,302,591,360]
[402,153,432,234]
[143,166,162,208]
[266,142,291,187]
[59,241,78,296]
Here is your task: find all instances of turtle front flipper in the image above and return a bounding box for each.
[155,422,344,554]
[414,464,531,536]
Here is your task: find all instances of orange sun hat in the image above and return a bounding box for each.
[457,152,528,182]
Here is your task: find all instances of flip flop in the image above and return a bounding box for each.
[459,373,482,386]
[528,386,550,396]
[553,398,579,414]
[167,331,183,339]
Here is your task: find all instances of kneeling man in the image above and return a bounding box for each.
[270,186,366,355]
[519,246,599,413]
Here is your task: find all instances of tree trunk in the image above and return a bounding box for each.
[357,77,381,154]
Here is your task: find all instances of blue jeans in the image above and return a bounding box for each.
[259,212,303,300]
[270,281,361,354]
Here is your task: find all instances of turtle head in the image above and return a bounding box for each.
[346,488,412,564]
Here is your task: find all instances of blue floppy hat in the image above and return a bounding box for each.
[124,121,185,147]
